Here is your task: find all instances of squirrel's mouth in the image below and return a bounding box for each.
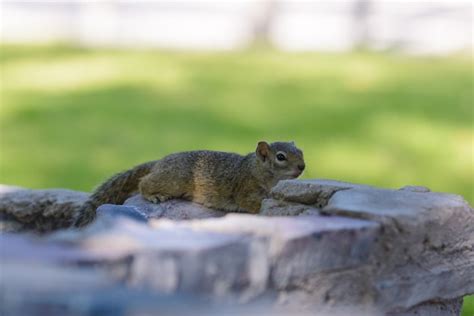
[287,171,302,179]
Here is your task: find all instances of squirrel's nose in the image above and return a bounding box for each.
[297,164,305,171]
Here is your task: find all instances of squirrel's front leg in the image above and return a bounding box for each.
[142,193,172,204]
[237,194,265,214]
[139,173,173,204]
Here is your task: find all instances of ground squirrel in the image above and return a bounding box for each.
[74,141,305,227]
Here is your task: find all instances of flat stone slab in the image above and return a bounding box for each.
[124,195,226,220]
[324,187,470,224]
[270,179,373,207]
[96,204,149,222]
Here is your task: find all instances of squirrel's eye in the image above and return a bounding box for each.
[276,153,286,161]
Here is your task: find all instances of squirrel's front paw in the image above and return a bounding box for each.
[143,193,171,204]
[144,195,159,203]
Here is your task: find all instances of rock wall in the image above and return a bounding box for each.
[0,179,473,315]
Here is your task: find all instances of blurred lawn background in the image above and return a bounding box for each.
[0,45,473,314]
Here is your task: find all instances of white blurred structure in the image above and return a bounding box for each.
[0,0,472,55]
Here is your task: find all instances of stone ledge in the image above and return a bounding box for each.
[1,180,473,315]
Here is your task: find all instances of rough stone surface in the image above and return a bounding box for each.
[260,198,321,216]
[399,185,431,193]
[69,218,268,300]
[152,214,380,290]
[387,298,463,316]
[96,204,149,222]
[0,186,89,233]
[270,179,371,207]
[1,180,473,315]
[124,194,226,220]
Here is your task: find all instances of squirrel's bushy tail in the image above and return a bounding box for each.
[74,161,156,227]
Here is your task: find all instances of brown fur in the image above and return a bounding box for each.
[74,141,305,227]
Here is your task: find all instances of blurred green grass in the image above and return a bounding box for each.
[0,45,473,314]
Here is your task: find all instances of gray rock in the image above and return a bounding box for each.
[387,298,463,316]
[260,198,321,216]
[1,180,472,315]
[124,194,225,220]
[399,185,431,193]
[0,185,89,233]
[45,217,267,300]
[96,204,148,222]
[274,265,377,309]
[0,254,233,316]
[264,180,473,312]
[270,179,372,207]
[324,186,469,224]
[153,214,380,291]
[1,260,114,293]
[324,187,474,311]
[0,233,97,264]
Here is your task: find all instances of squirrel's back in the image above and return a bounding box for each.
[141,150,250,209]
[156,150,246,183]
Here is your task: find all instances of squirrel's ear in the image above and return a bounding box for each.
[256,141,271,162]
[290,141,296,145]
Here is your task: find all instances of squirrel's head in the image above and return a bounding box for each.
[255,141,305,180]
